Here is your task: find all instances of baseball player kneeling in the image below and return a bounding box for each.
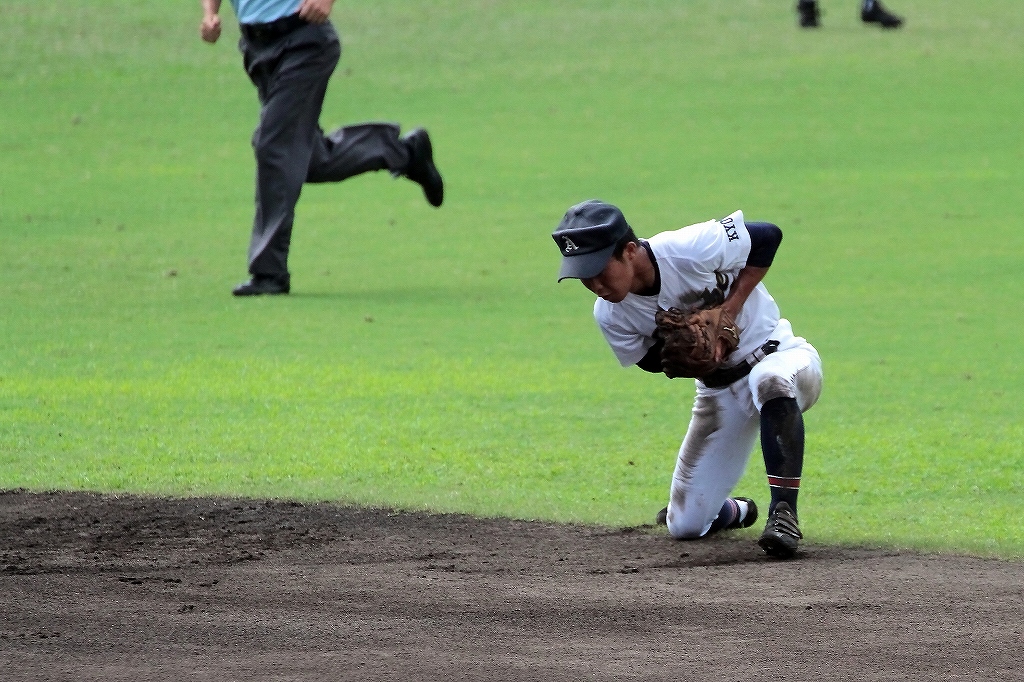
[552,200,823,559]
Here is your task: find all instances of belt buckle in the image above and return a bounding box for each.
[750,340,780,364]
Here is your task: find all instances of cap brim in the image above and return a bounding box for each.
[556,243,617,282]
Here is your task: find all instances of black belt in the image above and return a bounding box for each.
[700,340,780,389]
[239,13,307,44]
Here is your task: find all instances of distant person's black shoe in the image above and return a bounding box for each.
[797,0,820,28]
[402,128,444,208]
[232,275,290,296]
[862,0,903,28]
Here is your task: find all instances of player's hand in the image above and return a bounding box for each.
[298,0,335,24]
[719,298,742,325]
[201,13,222,43]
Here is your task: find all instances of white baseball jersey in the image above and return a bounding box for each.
[593,210,781,370]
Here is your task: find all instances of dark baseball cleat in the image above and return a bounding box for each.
[402,128,444,208]
[861,0,903,28]
[758,501,802,559]
[797,0,820,28]
[232,275,290,296]
[727,497,759,530]
[656,506,668,525]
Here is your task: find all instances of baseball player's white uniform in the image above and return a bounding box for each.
[593,211,823,539]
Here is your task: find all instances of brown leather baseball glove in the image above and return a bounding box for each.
[654,306,740,379]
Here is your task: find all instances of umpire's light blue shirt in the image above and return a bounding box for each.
[229,0,303,25]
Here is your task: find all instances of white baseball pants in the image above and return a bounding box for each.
[664,319,823,539]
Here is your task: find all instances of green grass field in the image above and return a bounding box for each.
[1,1,1021,558]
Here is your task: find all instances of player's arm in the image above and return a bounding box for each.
[636,338,664,373]
[200,0,222,43]
[720,222,781,320]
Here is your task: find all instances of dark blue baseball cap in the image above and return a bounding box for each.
[552,200,631,282]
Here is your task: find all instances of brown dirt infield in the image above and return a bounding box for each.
[2,489,1022,681]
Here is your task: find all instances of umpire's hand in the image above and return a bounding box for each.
[299,0,335,24]
[200,12,222,43]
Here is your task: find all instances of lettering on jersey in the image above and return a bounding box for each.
[720,216,740,242]
[562,237,579,253]
[678,271,733,310]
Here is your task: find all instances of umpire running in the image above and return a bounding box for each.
[200,0,444,296]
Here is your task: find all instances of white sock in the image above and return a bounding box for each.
[735,499,750,523]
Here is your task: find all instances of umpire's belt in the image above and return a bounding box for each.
[699,340,780,389]
[240,13,307,44]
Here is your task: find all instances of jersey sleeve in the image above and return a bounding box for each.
[594,299,656,367]
[687,210,751,276]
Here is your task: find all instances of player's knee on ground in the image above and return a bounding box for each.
[666,509,712,540]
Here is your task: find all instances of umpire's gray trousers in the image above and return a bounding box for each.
[240,20,410,281]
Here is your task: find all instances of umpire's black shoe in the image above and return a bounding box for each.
[861,0,903,28]
[758,501,802,559]
[402,128,444,208]
[797,0,820,28]
[232,275,290,296]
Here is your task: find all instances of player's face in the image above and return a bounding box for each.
[580,253,634,303]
